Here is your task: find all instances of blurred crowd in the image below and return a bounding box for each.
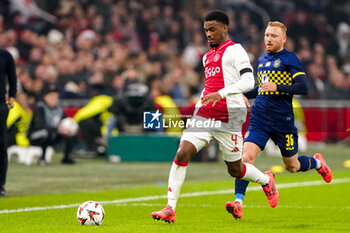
[0,0,349,108]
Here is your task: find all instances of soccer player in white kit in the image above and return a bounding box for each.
[151,10,279,223]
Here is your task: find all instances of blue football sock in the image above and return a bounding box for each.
[298,155,317,172]
[235,179,250,203]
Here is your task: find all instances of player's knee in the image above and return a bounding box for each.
[285,164,298,173]
[227,167,241,178]
[175,149,191,163]
[242,154,255,164]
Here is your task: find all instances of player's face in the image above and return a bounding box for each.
[204,21,227,48]
[44,92,59,108]
[264,26,286,53]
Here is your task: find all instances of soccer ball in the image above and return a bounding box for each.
[59,117,79,136]
[77,201,105,225]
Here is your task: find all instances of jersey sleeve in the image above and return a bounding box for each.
[234,44,253,74]
[276,53,308,95]
[218,45,254,98]
[286,53,306,79]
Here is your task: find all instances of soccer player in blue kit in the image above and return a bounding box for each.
[225,21,332,219]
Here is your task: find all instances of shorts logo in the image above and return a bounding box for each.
[232,147,240,152]
[273,59,281,68]
[213,53,220,62]
[143,110,162,129]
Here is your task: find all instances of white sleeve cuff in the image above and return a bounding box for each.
[218,72,254,97]
[218,89,227,98]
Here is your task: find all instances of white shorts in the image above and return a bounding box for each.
[181,127,243,162]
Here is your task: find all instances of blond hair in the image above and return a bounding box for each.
[268,21,287,35]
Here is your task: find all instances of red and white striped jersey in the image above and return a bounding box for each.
[195,40,254,132]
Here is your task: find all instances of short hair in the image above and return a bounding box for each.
[205,10,229,25]
[268,21,287,35]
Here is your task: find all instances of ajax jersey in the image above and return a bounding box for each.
[195,40,254,132]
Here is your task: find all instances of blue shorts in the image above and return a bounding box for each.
[245,122,298,157]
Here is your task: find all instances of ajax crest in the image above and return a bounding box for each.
[213,53,220,62]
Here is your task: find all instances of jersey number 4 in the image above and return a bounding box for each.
[231,135,240,152]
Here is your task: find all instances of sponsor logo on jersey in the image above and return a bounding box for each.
[273,59,281,68]
[262,74,269,83]
[204,66,221,78]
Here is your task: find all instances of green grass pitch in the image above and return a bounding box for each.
[0,144,349,232]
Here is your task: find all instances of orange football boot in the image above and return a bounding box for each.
[151,205,176,223]
[314,153,332,183]
[225,201,243,219]
[262,171,279,208]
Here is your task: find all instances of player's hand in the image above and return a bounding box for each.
[262,82,277,92]
[243,94,251,112]
[202,92,222,107]
[7,97,15,109]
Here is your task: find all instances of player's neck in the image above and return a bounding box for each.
[268,47,284,54]
[212,37,230,49]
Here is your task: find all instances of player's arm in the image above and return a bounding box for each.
[202,70,255,107]
[262,54,308,95]
[217,68,255,98]
[244,86,258,99]
[276,74,308,94]
[6,50,17,108]
[262,74,308,94]
[217,45,255,97]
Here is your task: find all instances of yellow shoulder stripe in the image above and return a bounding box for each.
[292,72,306,78]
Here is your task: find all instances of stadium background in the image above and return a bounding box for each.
[1,0,349,159]
[0,1,349,232]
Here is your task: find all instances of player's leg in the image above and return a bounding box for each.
[275,133,332,182]
[234,130,270,206]
[167,140,197,210]
[214,132,278,219]
[225,158,279,208]
[62,135,76,164]
[282,152,331,182]
[152,131,211,222]
[234,142,261,205]
[0,104,9,196]
[28,129,49,165]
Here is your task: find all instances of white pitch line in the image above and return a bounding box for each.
[114,203,350,210]
[0,177,349,215]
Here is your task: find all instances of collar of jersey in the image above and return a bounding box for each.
[213,39,232,52]
[267,48,287,57]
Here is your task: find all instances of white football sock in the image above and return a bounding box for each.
[241,163,270,186]
[315,158,321,169]
[234,198,243,204]
[167,162,187,210]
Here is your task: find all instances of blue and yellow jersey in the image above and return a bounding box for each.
[251,49,306,129]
